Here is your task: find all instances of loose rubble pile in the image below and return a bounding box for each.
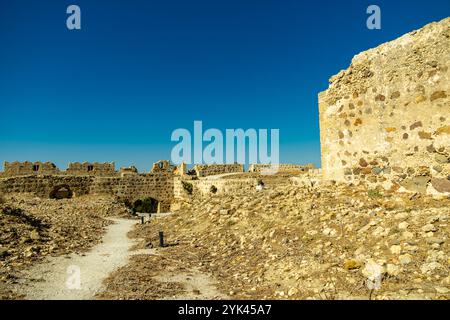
[0,193,130,299]
[100,181,449,300]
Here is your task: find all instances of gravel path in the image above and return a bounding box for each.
[15,218,136,300]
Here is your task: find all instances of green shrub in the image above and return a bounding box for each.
[182,181,193,195]
[187,169,197,176]
[132,197,158,213]
[210,185,218,194]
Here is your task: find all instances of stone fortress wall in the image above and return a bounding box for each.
[0,161,116,177]
[66,162,116,176]
[0,161,177,212]
[173,176,256,200]
[318,17,450,194]
[192,164,244,177]
[89,173,174,212]
[0,161,310,211]
[249,163,315,173]
[1,161,61,177]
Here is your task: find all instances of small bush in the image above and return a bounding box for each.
[133,197,158,213]
[182,181,193,195]
[187,169,197,176]
[210,185,218,194]
[257,179,265,186]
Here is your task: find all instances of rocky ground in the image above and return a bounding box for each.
[0,193,130,299]
[99,180,449,300]
[1,178,449,300]
[96,226,228,300]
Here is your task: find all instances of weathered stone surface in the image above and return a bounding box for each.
[431,178,450,193]
[372,167,383,175]
[435,154,449,164]
[426,237,445,245]
[344,259,361,270]
[400,176,430,194]
[399,254,413,265]
[318,18,450,193]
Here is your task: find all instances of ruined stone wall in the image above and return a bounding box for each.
[150,160,176,173]
[173,176,256,199]
[1,161,117,177]
[173,177,187,200]
[119,166,138,177]
[0,160,186,211]
[192,164,244,177]
[195,178,255,196]
[90,173,174,211]
[249,163,315,173]
[0,173,175,211]
[2,161,60,177]
[0,175,93,198]
[66,162,116,176]
[318,17,450,194]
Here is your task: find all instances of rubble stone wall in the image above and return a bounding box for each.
[1,161,116,177]
[0,173,174,211]
[318,18,450,194]
[173,176,256,199]
[2,161,60,177]
[66,162,116,176]
[151,160,176,173]
[192,164,244,177]
[90,173,174,211]
[0,175,93,197]
[249,163,315,173]
[193,178,256,196]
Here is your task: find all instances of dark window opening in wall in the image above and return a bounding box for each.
[32,164,39,172]
[158,162,164,169]
[87,165,94,172]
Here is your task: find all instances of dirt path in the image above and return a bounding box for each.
[14,218,136,300]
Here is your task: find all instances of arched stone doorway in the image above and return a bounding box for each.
[50,185,73,199]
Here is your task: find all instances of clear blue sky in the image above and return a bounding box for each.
[0,0,449,171]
